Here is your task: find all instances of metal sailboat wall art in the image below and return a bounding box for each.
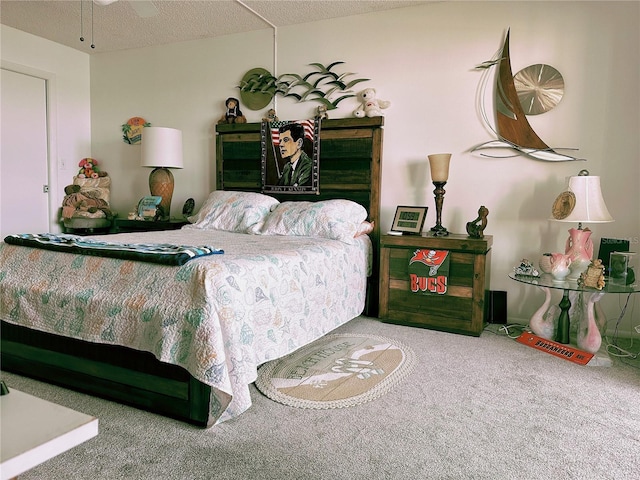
[472,29,582,162]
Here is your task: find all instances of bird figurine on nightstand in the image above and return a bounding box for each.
[466,206,489,239]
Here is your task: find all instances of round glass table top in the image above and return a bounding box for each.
[508,273,640,294]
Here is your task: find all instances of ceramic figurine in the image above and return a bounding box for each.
[529,286,558,340]
[514,259,539,277]
[538,253,553,274]
[466,206,489,239]
[577,292,605,353]
[565,227,594,281]
[549,253,571,282]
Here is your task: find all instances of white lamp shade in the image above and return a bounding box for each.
[427,153,452,182]
[141,127,184,169]
[555,175,613,223]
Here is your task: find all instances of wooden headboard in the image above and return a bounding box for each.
[215,116,384,316]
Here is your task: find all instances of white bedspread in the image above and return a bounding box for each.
[0,228,371,424]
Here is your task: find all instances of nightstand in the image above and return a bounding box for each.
[379,233,492,336]
[111,218,189,233]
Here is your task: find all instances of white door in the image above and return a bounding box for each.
[0,68,50,237]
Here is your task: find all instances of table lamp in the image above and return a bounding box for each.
[141,127,183,220]
[427,153,452,236]
[550,170,614,281]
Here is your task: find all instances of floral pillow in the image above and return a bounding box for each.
[186,191,279,233]
[258,199,369,243]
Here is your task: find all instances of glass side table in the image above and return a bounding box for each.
[509,273,639,354]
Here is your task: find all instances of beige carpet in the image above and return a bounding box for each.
[255,333,415,409]
[3,316,640,479]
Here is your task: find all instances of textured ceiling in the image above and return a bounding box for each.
[0,0,429,54]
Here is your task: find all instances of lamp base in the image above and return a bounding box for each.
[430,180,449,236]
[149,167,174,220]
[429,225,450,237]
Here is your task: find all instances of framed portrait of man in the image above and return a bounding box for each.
[261,118,320,194]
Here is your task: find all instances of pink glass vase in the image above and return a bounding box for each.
[565,228,594,281]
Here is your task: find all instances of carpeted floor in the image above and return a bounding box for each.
[3,316,639,480]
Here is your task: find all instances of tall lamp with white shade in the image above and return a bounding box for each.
[550,170,614,281]
[141,127,183,220]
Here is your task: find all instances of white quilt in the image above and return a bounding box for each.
[0,228,372,424]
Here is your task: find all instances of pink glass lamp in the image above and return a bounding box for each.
[141,127,183,220]
[551,170,614,281]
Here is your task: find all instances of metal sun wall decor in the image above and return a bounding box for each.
[238,62,369,111]
[472,29,581,162]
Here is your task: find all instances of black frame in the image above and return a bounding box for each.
[391,206,428,234]
[260,118,321,194]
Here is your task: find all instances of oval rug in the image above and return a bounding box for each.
[255,333,416,409]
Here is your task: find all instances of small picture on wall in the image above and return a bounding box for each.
[261,118,320,194]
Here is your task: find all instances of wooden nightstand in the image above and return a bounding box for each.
[111,218,189,233]
[379,233,492,336]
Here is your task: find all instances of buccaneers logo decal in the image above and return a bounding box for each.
[408,249,450,295]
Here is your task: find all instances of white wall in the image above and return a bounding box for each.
[0,25,91,232]
[5,2,640,331]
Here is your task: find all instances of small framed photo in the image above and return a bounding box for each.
[391,206,428,234]
[137,195,162,220]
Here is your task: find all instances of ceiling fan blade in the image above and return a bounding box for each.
[128,0,159,18]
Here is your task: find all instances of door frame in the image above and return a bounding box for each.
[1,60,59,233]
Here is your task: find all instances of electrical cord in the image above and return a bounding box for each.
[483,323,528,339]
[604,292,639,362]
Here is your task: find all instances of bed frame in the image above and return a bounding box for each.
[1,117,383,427]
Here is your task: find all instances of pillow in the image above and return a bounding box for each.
[187,191,279,233]
[355,220,375,237]
[258,199,368,243]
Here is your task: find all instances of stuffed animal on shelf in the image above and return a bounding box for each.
[316,105,329,120]
[262,109,278,122]
[61,181,113,221]
[77,158,107,179]
[218,97,247,124]
[353,88,390,118]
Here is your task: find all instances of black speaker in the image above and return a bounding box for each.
[486,290,507,324]
[598,238,630,276]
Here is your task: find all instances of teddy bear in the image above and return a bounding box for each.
[61,184,113,220]
[353,88,390,118]
[262,108,278,122]
[218,97,247,124]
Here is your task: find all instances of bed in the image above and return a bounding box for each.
[0,117,383,427]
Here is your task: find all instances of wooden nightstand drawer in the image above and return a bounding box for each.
[112,219,189,233]
[379,233,492,336]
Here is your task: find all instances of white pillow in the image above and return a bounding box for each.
[258,199,368,243]
[187,191,279,233]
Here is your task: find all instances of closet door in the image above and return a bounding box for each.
[0,68,50,237]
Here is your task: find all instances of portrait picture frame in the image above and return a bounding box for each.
[391,206,428,234]
[260,118,320,194]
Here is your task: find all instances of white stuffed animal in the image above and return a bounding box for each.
[353,88,391,118]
